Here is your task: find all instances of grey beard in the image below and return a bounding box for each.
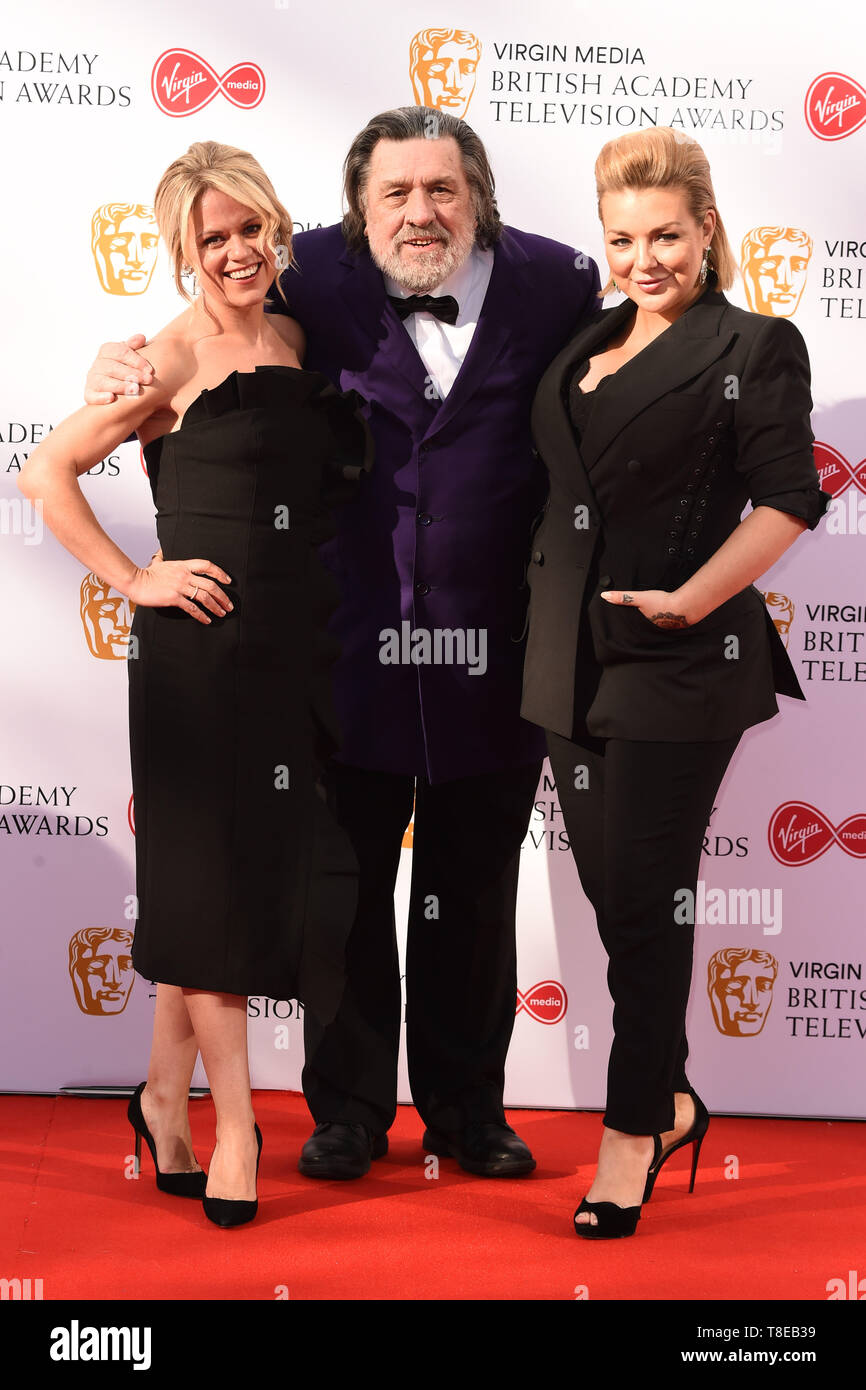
[370,225,476,293]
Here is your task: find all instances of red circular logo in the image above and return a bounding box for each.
[516,980,567,1025]
[768,801,866,865]
[813,442,866,498]
[804,73,866,141]
[151,49,265,117]
[128,794,135,836]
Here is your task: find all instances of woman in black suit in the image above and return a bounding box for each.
[521,127,828,1238]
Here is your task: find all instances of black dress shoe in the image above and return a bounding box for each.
[298,1122,388,1180]
[422,1122,536,1177]
[643,1087,710,1202]
[127,1082,207,1199]
[202,1124,262,1228]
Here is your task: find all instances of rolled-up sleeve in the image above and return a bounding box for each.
[733,315,830,529]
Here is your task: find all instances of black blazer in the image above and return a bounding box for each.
[521,278,829,742]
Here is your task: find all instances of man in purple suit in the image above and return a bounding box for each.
[86,107,599,1180]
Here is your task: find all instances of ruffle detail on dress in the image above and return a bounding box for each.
[183,367,373,504]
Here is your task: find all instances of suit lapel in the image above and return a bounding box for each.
[577,286,736,466]
[530,298,635,506]
[423,231,525,440]
[533,283,736,503]
[336,244,431,403]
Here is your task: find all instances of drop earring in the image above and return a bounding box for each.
[699,247,710,285]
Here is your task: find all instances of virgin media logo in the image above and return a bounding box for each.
[128,794,135,836]
[515,980,567,1025]
[804,73,866,141]
[814,442,866,498]
[768,801,866,866]
[151,49,265,117]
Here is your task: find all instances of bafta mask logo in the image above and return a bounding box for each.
[741,227,812,317]
[410,28,482,119]
[708,947,778,1037]
[91,203,159,295]
[760,591,794,647]
[80,572,136,660]
[69,926,135,1015]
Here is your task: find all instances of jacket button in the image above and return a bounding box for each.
[674,513,683,522]
[667,546,677,555]
[715,419,724,428]
[415,581,430,595]
[599,574,612,587]
[707,436,717,445]
[417,512,432,526]
[627,458,642,474]
[532,550,544,566]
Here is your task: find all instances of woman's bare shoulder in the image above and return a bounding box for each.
[143,312,199,391]
[133,314,201,444]
[266,312,306,364]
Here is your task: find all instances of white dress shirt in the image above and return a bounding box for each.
[384,244,495,400]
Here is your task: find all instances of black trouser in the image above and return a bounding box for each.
[302,758,543,1136]
[546,730,740,1135]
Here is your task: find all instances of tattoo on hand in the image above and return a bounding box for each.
[650,611,689,629]
[622,593,634,604]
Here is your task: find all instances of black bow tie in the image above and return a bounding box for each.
[388,293,459,325]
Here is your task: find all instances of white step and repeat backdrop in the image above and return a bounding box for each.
[1,1,864,1116]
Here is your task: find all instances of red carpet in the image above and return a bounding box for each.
[1,1091,863,1301]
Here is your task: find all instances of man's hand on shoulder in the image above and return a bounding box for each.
[85,334,154,406]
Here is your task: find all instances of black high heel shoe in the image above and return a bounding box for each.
[127,1082,207,1199]
[574,1135,661,1240]
[643,1087,710,1203]
[202,1124,263,1228]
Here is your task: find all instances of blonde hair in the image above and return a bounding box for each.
[153,141,294,303]
[594,127,736,297]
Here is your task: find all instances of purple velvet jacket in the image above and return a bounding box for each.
[267,223,599,782]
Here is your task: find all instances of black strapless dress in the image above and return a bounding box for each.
[129,366,371,1021]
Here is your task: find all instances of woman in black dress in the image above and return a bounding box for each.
[521,128,828,1238]
[19,142,370,1226]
